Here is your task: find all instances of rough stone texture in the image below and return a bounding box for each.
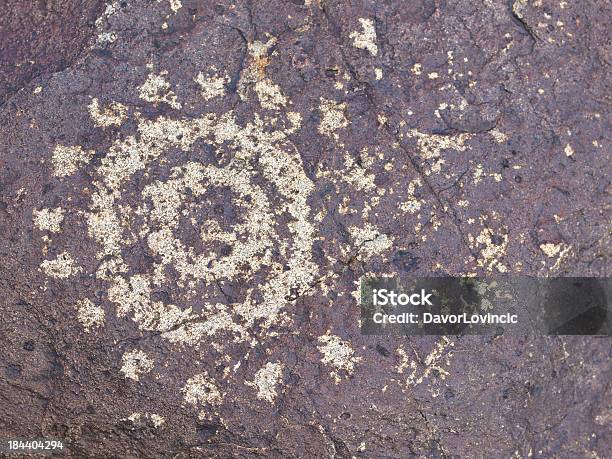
[0,1,610,458]
[0,0,106,106]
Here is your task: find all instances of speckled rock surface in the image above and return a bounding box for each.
[0,1,610,457]
[0,0,106,106]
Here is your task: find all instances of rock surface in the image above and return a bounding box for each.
[0,1,610,457]
[0,0,106,106]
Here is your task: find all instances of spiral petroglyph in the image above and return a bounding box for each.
[41,72,319,352]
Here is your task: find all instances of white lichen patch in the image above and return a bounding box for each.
[349,18,378,56]
[33,207,64,233]
[318,98,348,139]
[226,34,284,110]
[473,164,484,184]
[540,242,569,258]
[512,0,528,19]
[398,179,423,214]
[88,98,127,127]
[169,0,182,12]
[406,130,471,175]
[480,297,494,311]
[246,362,283,403]
[194,70,229,101]
[120,349,154,381]
[287,111,302,131]
[182,372,223,406]
[40,252,82,279]
[157,0,182,13]
[94,1,119,29]
[127,412,141,422]
[87,190,126,258]
[401,337,454,387]
[342,151,376,191]
[236,36,277,101]
[108,274,192,332]
[51,145,93,177]
[470,227,508,272]
[348,223,393,259]
[76,298,105,332]
[149,413,166,427]
[138,71,181,109]
[489,128,508,143]
[126,412,166,427]
[317,333,362,383]
[97,31,117,44]
[254,79,287,110]
[162,304,246,345]
[396,348,413,374]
